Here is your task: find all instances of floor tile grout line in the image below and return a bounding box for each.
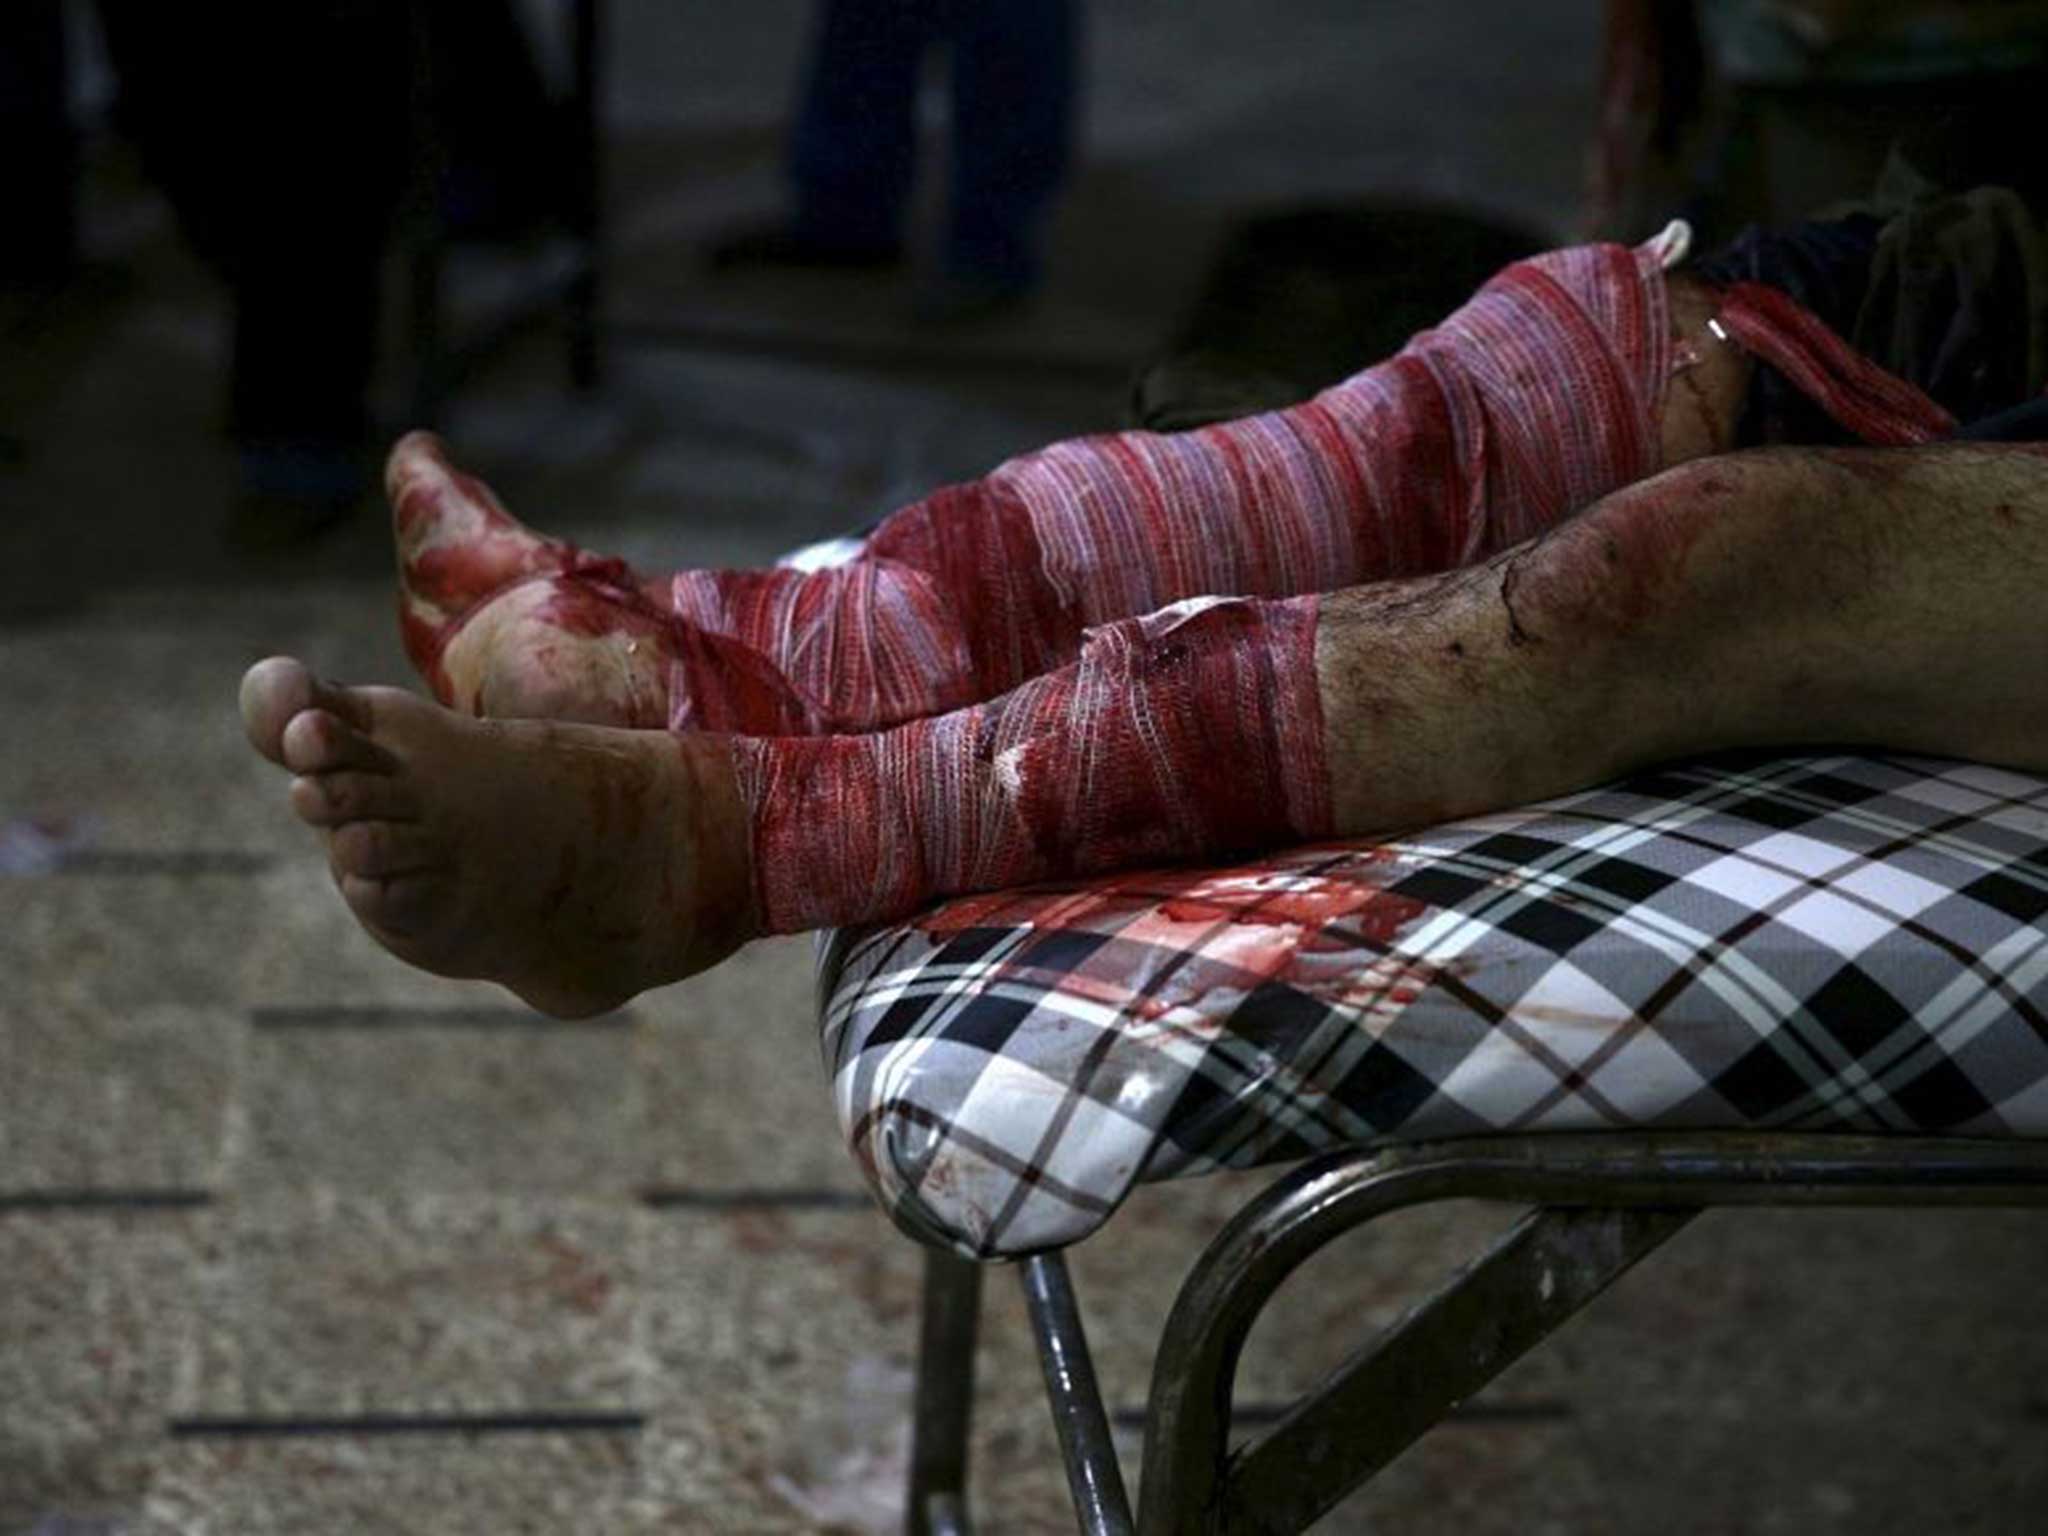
[639,1187,870,1210]
[0,1189,213,1212]
[167,1411,647,1439]
[49,851,279,876]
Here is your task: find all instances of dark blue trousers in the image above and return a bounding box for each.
[789,0,1079,284]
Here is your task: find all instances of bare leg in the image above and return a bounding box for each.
[1315,441,2048,832]
[243,442,2046,1013]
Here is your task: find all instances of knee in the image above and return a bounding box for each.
[1499,456,1769,650]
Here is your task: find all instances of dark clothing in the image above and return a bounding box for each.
[1955,396,2048,442]
[94,0,556,452]
[0,1,77,285]
[96,1,409,450]
[790,0,1079,285]
[1692,184,2048,442]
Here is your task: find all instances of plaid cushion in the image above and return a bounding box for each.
[818,753,2048,1257]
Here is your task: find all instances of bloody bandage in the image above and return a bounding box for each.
[1714,280,1957,445]
[670,239,1676,736]
[731,594,1331,932]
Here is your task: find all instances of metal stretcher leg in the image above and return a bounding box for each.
[1215,1204,1693,1532]
[1021,1253,1137,1536]
[1136,1133,2048,1534]
[906,1248,983,1536]
[898,1134,2048,1534]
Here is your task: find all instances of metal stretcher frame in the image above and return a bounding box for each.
[902,1131,2048,1536]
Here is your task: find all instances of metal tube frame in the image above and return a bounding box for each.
[907,1249,982,1536]
[1021,1254,1137,1536]
[901,1132,2048,1535]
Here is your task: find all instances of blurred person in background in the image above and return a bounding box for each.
[711,0,1081,322]
[0,3,78,294]
[1588,0,2048,242]
[71,1,563,549]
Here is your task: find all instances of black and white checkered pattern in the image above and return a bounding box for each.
[818,753,2048,1258]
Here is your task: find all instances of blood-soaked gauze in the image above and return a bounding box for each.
[1713,281,1957,445]
[730,594,1331,933]
[391,442,584,704]
[670,238,1677,736]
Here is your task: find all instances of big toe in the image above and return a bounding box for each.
[384,430,457,517]
[387,430,537,551]
[387,431,574,630]
[241,657,376,768]
[241,656,321,763]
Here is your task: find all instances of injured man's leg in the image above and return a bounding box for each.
[242,442,2048,1018]
[393,235,1773,737]
[392,201,1980,741]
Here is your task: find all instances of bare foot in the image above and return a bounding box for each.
[385,432,816,734]
[239,656,757,1017]
[434,570,823,734]
[384,431,674,726]
[390,432,572,655]
[437,570,678,728]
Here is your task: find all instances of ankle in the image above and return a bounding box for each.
[571,726,760,990]
[678,733,762,956]
[668,558,980,732]
[732,595,1331,933]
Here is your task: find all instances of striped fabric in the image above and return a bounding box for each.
[1717,280,1958,444]
[734,594,1331,932]
[818,753,2048,1258]
[670,238,1676,735]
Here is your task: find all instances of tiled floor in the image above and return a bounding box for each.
[6,2,2046,1531]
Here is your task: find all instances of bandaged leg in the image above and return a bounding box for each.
[253,442,2048,1013]
[398,228,1973,741]
[751,440,2048,931]
[401,233,1737,734]
[733,594,1333,931]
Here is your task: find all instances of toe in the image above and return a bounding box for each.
[387,429,522,546]
[240,656,318,764]
[244,657,379,764]
[387,432,571,633]
[330,818,438,879]
[339,869,442,943]
[384,429,449,507]
[290,769,419,827]
[387,431,471,554]
[281,707,396,776]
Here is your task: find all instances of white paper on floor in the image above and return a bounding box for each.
[0,813,99,874]
[766,1354,914,1535]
